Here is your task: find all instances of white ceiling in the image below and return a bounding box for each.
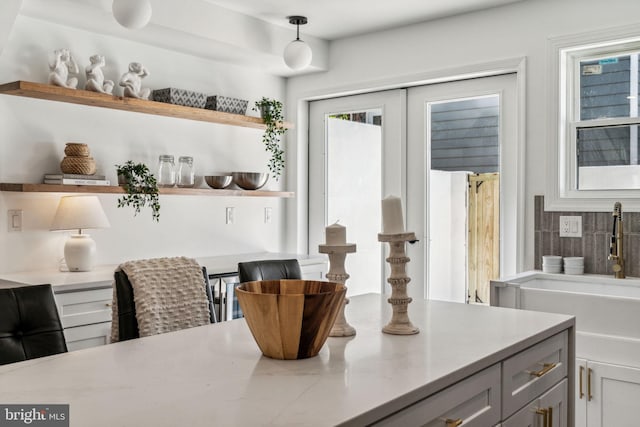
[16,0,527,76]
[204,0,527,40]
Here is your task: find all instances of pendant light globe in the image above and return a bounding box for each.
[112,0,152,29]
[283,15,312,70]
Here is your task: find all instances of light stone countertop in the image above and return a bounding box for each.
[0,294,575,426]
[0,252,326,291]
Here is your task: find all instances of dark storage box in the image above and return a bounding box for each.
[152,88,207,108]
[205,95,248,115]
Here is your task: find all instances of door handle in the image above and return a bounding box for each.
[587,367,593,401]
[579,365,585,399]
[535,408,549,427]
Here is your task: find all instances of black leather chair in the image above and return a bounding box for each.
[113,266,216,342]
[0,284,67,365]
[237,259,302,283]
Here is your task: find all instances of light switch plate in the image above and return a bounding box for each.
[8,209,22,232]
[226,207,234,225]
[559,215,582,237]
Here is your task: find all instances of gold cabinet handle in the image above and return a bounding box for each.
[528,362,557,377]
[443,419,463,427]
[579,365,585,399]
[548,406,553,427]
[105,302,112,307]
[535,408,549,427]
[587,367,593,401]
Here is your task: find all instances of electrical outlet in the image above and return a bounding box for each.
[559,216,582,237]
[264,207,272,224]
[225,207,234,225]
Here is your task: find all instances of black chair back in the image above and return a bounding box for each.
[0,284,67,365]
[114,266,216,342]
[237,259,302,283]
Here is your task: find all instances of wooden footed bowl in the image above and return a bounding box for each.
[236,279,346,360]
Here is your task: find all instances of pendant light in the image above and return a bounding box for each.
[283,16,312,70]
[112,0,152,29]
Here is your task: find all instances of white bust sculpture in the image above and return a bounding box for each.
[119,62,150,99]
[85,54,114,94]
[48,48,79,89]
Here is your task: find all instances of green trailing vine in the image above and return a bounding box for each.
[115,161,160,222]
[253,97,287,180]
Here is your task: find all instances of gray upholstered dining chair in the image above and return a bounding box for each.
[0,284,68,365]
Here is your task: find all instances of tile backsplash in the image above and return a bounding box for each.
[534,196,640,277]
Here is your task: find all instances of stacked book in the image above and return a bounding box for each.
[43,173,110,186]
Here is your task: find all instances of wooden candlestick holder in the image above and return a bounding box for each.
[318,243,357,337]
[378,232,419,335]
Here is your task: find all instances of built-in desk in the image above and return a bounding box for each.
[0,253,327,350]
[0,294,575,426]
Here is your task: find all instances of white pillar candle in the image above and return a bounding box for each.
[382,195,404,234]
[325,222,346,245]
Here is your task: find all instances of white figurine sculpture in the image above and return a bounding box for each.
[85,54,114,94]
[48,48,79,89]
[119,62,150,99]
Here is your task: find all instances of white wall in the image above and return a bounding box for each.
[0,16,287,273]
[285,0,640,272]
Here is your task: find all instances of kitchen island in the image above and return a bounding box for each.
[0,294,574,426]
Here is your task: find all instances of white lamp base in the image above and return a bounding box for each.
[64,234,96,272]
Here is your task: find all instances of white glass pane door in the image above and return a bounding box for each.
[406,74,520,303]
[309,91,405,296]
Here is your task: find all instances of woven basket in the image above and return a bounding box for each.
[64,143,90,157]
[60,156,96,175]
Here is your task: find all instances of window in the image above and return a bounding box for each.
[548,27,640,211]
[573,50,640,190]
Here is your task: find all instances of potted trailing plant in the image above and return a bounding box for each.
[253,97,287,180]
[115,161,160,222]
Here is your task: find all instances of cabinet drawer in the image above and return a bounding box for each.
[373,364,501,427]
[502,330,568,418]
[54,288,113,328]
[502,378,568,427]
[64,322,111,351]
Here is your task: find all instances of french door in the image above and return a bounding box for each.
[406,73,519,301]
[309,90,405,296]
[309,73,520,301]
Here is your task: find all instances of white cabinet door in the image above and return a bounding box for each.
[586,360,640,427]
[576,358,587,427]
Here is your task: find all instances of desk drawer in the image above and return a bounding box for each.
[373,364,501,427]
[502,330,568,419]
[55,288,113,328]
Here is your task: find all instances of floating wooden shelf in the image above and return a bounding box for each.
[0,81,293,130]
[0,183,294,198]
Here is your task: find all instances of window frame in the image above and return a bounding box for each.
[546,25,640,211]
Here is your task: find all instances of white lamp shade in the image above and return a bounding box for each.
[51,196,110,232]
[112,0,152,29]
[283,39,312,70]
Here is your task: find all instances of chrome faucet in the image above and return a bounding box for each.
[608,202,625,279]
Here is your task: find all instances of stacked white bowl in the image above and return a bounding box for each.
[542,255,562,273]
[563,257,584,275]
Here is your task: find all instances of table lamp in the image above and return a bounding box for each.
[51,196,110,272]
